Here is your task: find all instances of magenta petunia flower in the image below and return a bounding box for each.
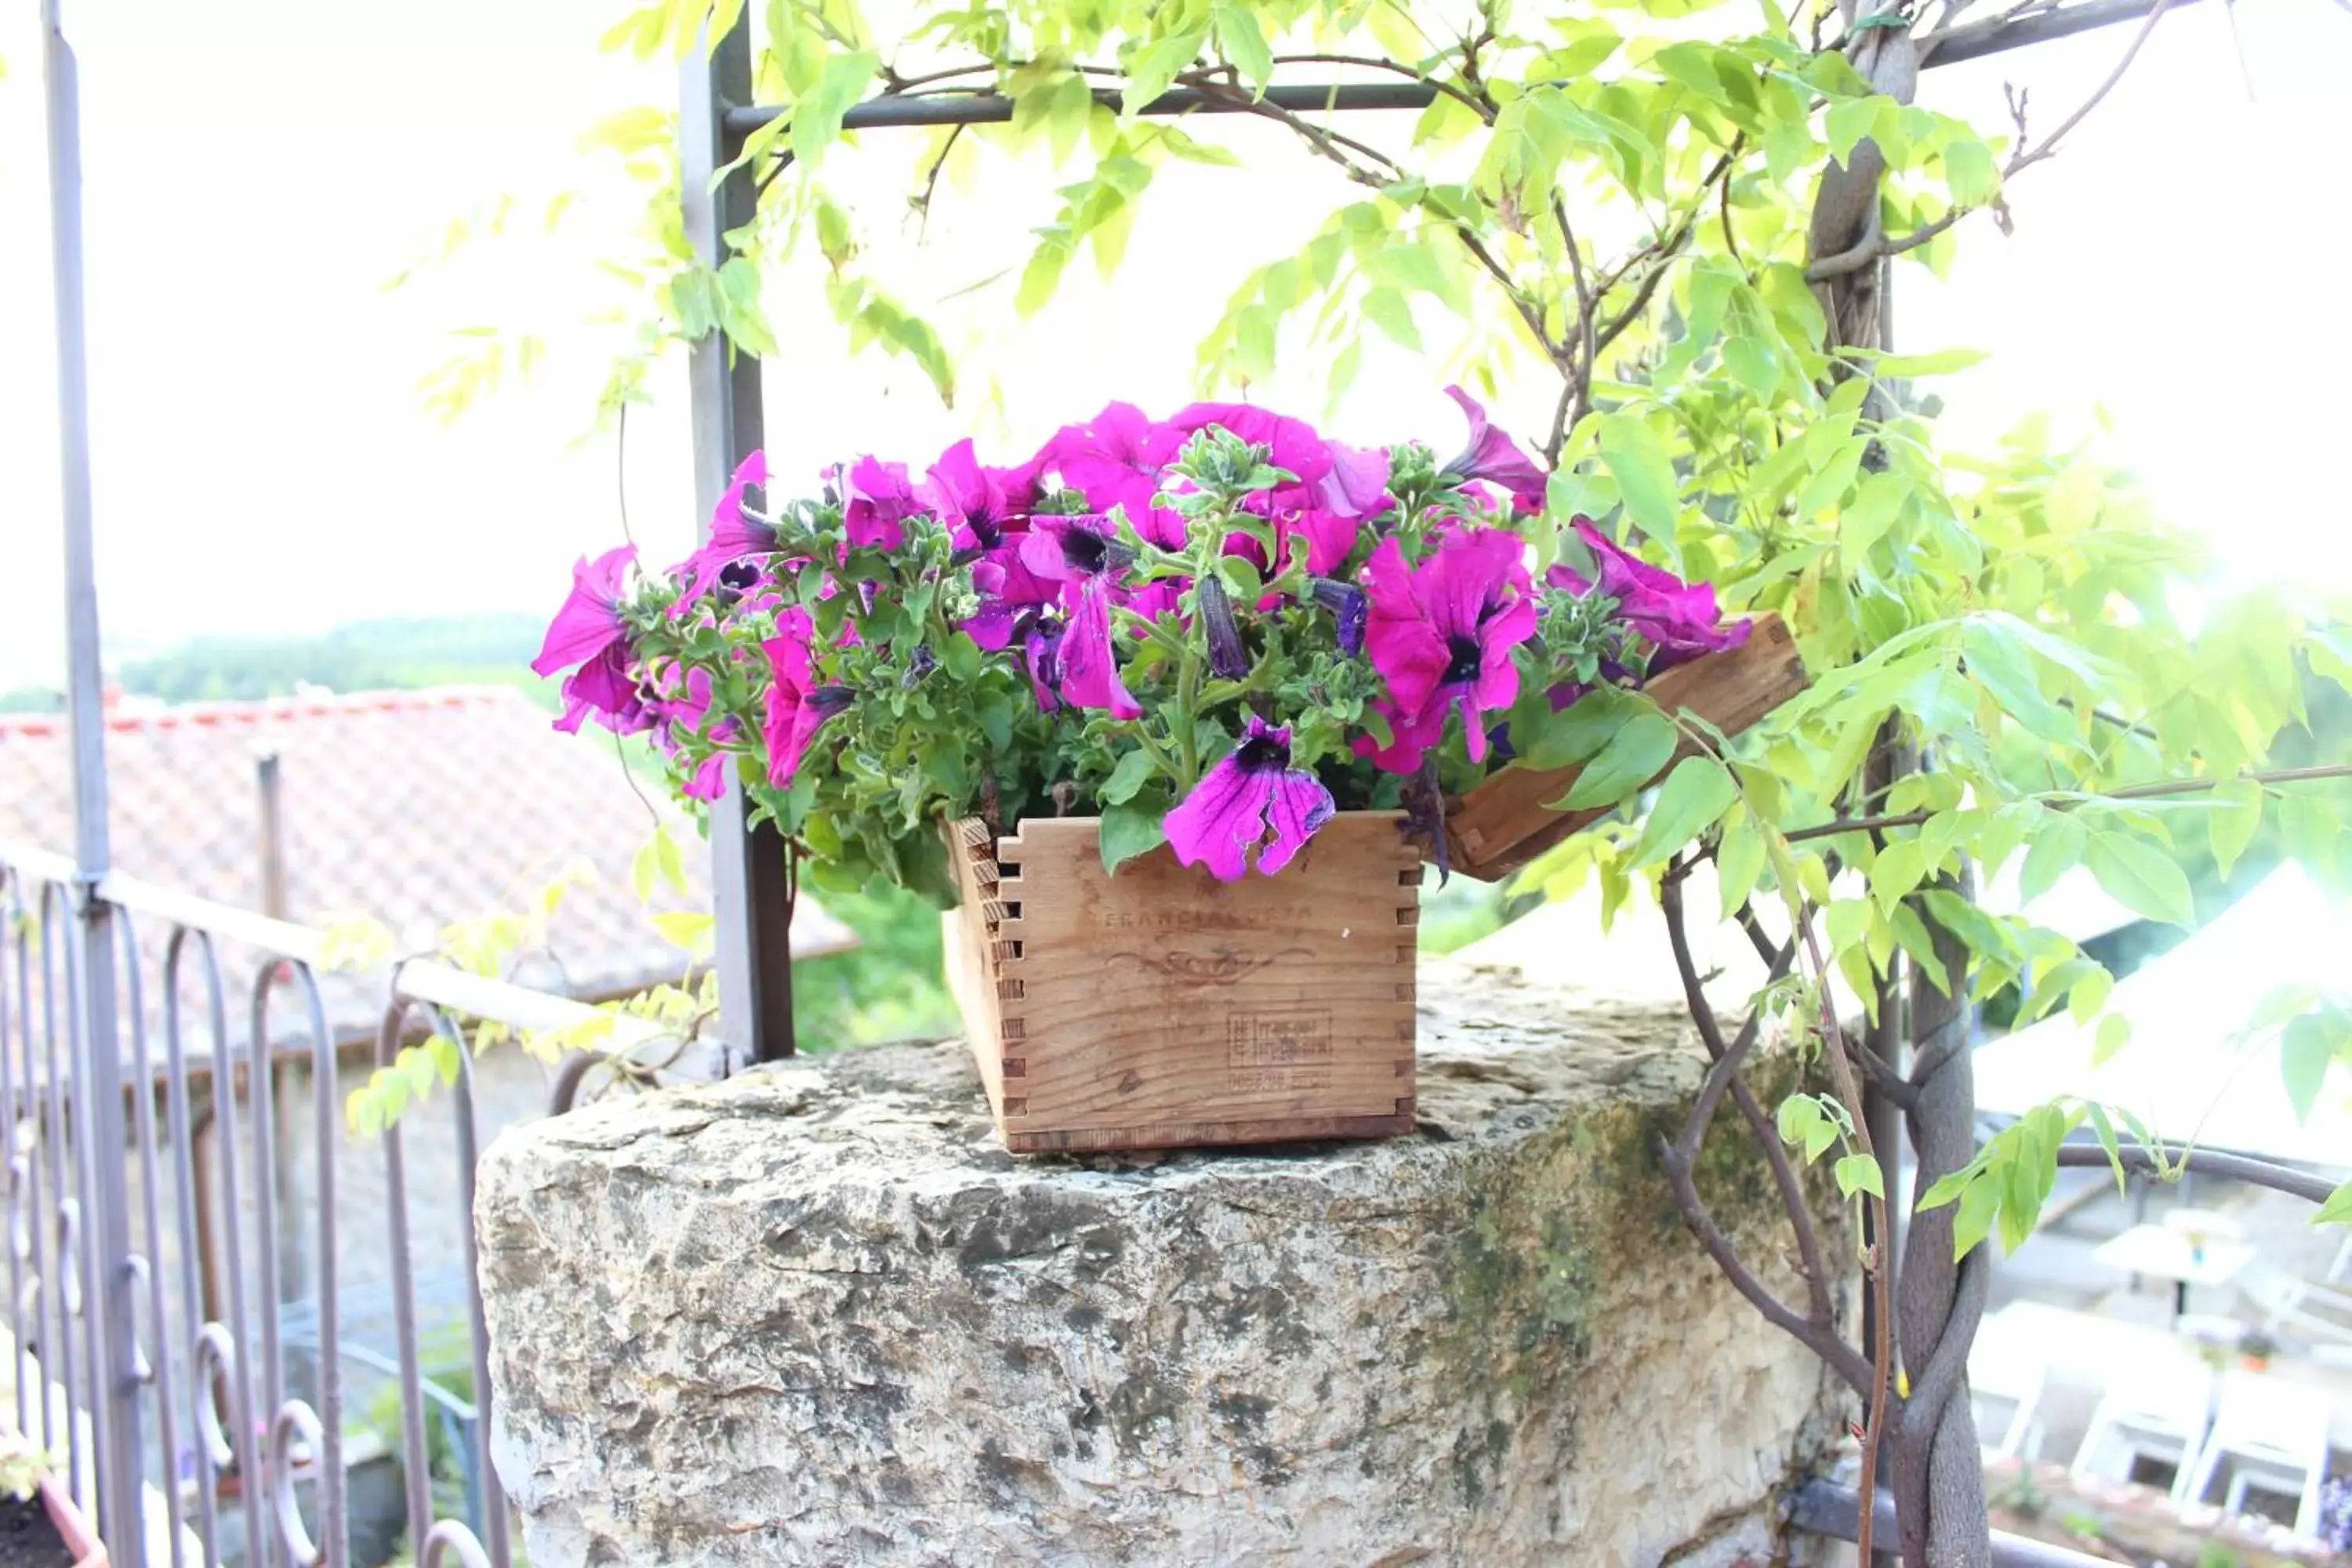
[1549,518,1750,673]
[1163,716,1336,880]
[664,668,738,800]
[760,611,852,786]
[1040,403,1186,548]
[535,544,636,676]
[670,453,780,599]
[842,456,919,553]
[535,543,655,734]
[1167,403,1334,497]
[923,439,1038,552]
[1056,579,1142,719]
[1319,439,1393,521]
[1356,528,1537,772]
[1441,386,1548,514]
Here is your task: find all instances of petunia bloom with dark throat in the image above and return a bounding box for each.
[535,543,655,735]
[1163,716,1337,880]
[1357,527,1537,772]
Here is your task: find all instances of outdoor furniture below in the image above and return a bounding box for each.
[2069,1352,2215,1495]
[2093,1222,2257,1319]
[1969,1335,2048,1463]
[2237,1262,2352,1348]
[2180,1370,2332,1537]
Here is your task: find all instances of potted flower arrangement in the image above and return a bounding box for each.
[2238,1326,2277,1371]
[534,390,1791,1151]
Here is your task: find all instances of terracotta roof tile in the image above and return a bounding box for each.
[0,686,853,1043]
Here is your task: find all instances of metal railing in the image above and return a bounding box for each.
[0,840,651,1567]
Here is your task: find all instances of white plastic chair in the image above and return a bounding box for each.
[2069,1354,2214,1495]
[2180,1370,2332,1537]
[1969,1338,2048,1462]
[2164,1207,2246,1243]
[2237,1263,2352,1345]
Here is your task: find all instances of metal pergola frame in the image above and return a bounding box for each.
[681,0,2181,1064]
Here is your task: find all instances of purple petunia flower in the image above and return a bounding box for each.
[1356,528,1537,772]
[1440,386,1548,514]
[535,543,655,734]
[842,456,920,553]
[1307,578,1370,657]
[670,453,779,600]
[1019,514,1138,583]
[923,438,1038,554]
[1040,402,1187,548]
[1163,716,1337,880]
[1548,517,1750,674]
[760,611,853,786]
[1196,575,1248,679]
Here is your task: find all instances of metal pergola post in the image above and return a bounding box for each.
[44,2,147,1551]
[684,19,797,1062]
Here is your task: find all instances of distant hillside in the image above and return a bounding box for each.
[114,615,553,705]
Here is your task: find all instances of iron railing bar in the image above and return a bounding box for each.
[204,933,267,1568]
[2,875,31,1443]
[242,971,288,1568]
[110,909,188,1568]
[376,1002,437,1559]
[0,848,663,1047]
[275,968,343,1568]
[440,1011,510,1567]
[161,927,223,1564]
[35,884,85,1506]
[1787,1480,2118,1567]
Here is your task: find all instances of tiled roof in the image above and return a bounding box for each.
[0,686,853,1044]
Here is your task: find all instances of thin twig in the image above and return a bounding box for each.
[1813,0,2176,281]
[1785,761,2352,845]
[1544,197,1599,465]
[1590,146,1743,358]
[1663,875,1836,1333]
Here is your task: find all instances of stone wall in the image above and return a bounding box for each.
[476,962,1853,1566]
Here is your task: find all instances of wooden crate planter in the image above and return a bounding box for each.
[944,812,1421,1153]
[1441,613,1810,881]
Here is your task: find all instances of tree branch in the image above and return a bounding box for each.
[1811,0,2176,282]
[2057,1142,2340,1205]
[1784,762,2352,845]
[1897,1245,1991,1441]
[1663,875,1836,1329]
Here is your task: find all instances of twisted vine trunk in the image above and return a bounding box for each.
[1811,5,1992,1556]
[1893,884,1992,1567]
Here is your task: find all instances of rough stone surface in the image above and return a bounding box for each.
[477,960,1850,1566]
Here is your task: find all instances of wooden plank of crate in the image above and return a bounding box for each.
[1440,613,1809,883]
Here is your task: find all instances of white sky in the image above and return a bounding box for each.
[2,0,2347,688]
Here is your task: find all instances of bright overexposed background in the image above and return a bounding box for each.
[2,0,2349,687]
